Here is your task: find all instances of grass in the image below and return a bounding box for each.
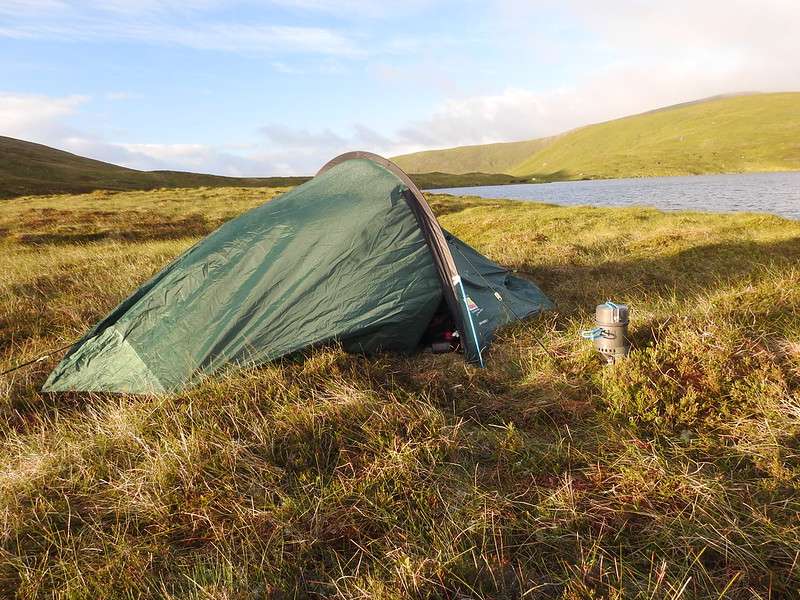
[393,93,800,181]
[2,186,800,598]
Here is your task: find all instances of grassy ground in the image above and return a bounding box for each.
[1,187,800,598]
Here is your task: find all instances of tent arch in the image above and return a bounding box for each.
[318,151,484,365]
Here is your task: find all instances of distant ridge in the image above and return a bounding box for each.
[389,137,553,177]
[633,92,761,117]
[0,136,310,199]
[0,136,535,199]
[393,92,800,180]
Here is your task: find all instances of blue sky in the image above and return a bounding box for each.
[1,0,798,175]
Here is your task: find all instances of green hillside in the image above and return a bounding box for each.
[512,92,800,179]
[0,136,310,198]
[393,137,552,175]
[393,92,800,180]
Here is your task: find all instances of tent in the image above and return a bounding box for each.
[43,152,553,394]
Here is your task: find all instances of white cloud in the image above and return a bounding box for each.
[267,0,440,18]
[0,0,365,57]
[0,92,88,140]
[271,61,302,74]
[0,20,363,56]
[83,0,221,15]
[0,0,67,16]
[158,23,362,56]
[104,91,140,101]
[567,0,800,55]
[0,0,223,17]
[0,0,439,18]
[256,123,425,174]
[116,143,212,168]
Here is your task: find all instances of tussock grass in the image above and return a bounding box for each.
[2,187,800,597]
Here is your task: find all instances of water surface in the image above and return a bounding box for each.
[429,172,800,219]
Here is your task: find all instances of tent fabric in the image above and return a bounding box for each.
[43,153,553,395]
[317,151,478,361]
[446,232,552,356]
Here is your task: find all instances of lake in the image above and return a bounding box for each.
[429,171,800,220]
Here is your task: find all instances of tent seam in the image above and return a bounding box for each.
[116,328,167,393]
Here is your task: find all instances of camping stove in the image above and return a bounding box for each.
[582,301,630,364]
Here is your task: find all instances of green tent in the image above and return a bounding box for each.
[43,152,552,394]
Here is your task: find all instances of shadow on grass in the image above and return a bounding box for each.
[523,168,573,182]
[426,192,560,218]
[425,195,501,216]
[16,214,222,245]
[521,236,800,313]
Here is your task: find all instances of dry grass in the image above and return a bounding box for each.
[1,187,800,598]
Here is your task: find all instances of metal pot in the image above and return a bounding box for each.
[582,301,630,364]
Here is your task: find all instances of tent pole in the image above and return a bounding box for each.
[454,275,484,368]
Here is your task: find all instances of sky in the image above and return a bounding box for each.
[1,0,799,175]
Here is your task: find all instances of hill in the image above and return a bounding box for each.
[0,136,310,198]
[0,136,531,198]
[393,92,800,180]
[511,92,800,179]
[393,137,552,175]
[2,187,800,596]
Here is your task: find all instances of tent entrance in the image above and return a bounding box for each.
[419,298,460,354]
